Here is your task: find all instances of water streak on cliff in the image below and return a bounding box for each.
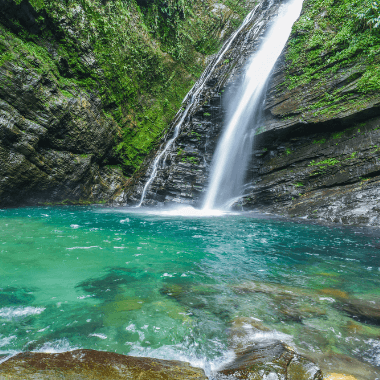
[136,5,260,207]
[203,0,304,210]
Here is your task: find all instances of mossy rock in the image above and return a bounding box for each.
[0,349,207,379]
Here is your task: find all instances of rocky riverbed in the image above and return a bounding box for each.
[0,343,323,379]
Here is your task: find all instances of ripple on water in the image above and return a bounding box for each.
[0,206,379,376]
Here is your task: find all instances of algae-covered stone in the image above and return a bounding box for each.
[0,349,207,379]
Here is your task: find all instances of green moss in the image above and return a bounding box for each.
[313,138,326,144]
[1,0,251,176]
[61,90,74,98]
[332,131,345,139]
[309,158,340,167]
[347,152,358,159]
[285,0,380,115]
[181,156,199,165]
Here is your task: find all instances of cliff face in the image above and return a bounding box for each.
[0,0,254,207]
[125,0,380,226]
[124,0,283,206]
[241,0,380,226]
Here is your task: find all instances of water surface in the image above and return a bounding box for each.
[0,206,379,374]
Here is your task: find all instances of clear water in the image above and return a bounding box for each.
[0,206,379,375]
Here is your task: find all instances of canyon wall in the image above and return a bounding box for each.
[125,0,380,226]
[0,0,254,206]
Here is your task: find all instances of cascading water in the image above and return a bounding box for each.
[203,0,304,210]
[136,6,260,207]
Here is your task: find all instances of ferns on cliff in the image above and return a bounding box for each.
[286,0,380,96]
[356,0,380,29]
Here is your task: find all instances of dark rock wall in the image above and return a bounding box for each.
[0,57,126,207]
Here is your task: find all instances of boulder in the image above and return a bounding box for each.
[214,341,322,380]
[0,349,207,379]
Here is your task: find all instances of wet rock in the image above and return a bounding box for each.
[324,375,358,380]
[0,349,207,379]
[214,341,322,380]
[0,62,127,207]
[339,297,380,325]
[305,352,380,380]
[218,315,323,380]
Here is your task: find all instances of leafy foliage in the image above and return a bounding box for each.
[356,0,380,29]
[286,0,380,98]
[1,0,251,175]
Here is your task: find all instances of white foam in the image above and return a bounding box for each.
[32,339,78,353]
[0,307,45,320]
[127,342,236,377]
[100,205,232,217]
[89,333,107,340]
[0,335,16,347]
[153,206,226,217]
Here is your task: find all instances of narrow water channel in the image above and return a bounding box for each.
[0,206,379,375]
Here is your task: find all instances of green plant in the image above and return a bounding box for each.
[332,131,345,139]
[284,0,380,116]
[61,89,74,98]
[347,152,358,159]
[181,156,199,165]
[295,182,304,187]
[308,158,340,167]
[356,0,380,29]
[313,138,326,144]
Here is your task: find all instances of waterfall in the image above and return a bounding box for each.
[202,0,304,210]
[136,5,260,207]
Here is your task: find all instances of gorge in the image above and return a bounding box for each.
[0,0,380,379]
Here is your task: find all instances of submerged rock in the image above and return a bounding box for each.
[339,297,380,325]
[324,375,358,380]
[305,352,380,380]
[0,349,207,379]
